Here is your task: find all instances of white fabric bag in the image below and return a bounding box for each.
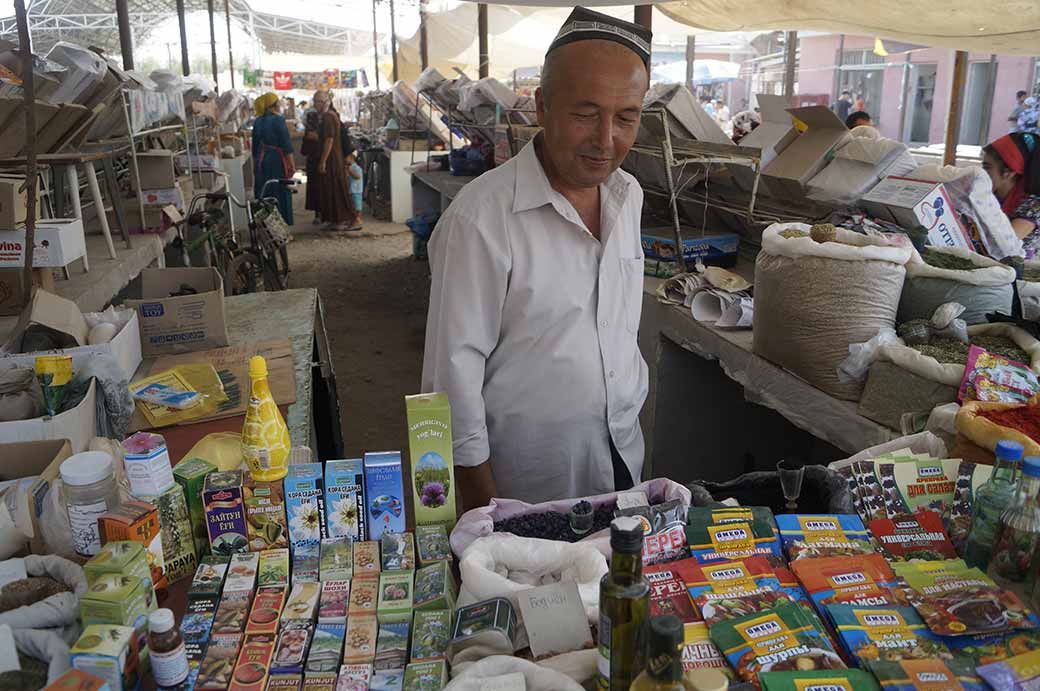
[899,246,1016,325]
[445,655,587,691]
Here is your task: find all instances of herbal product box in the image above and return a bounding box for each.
[369,669,405,691]
[348,577,378,618]
[377,572,414,624]
[182,596,218,648]
[380,532,415,572]
[195,633,243,691]
[334,664,371,691]
[284,463,327,552]
[414,526,450,567]
[189,556,230,600]
[412,562,455,612]
[410,610,450,662]
[229,632,276,691]
[245,479,290,551]
[324,460,366,542]
[403,661,447,691]
[203,470,249,556]
[79,573,150,665]
[142,483,197,583]
[292,543,320,585]
[301,674,337,691]
[272,621,312,675]
[305,623,346,676]
[84,541,153,605]
[258,548,291,590]
[342,615,378,665]
[353,542,380,576]
[97,500,166,589]
[174,457,217,557]
[405,393,457,529]
[213,591,253,635]
[374,621,410,671]
[71,624,138,691]
[283,581,321,621]
[319,538,353,582]
[318,580,350,623]
[224,551,260,594]
[246,587,287,635]
[363,452,406,540]
[43,669,112,691]
[266,675,302,691]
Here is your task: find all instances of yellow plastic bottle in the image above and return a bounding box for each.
[242,355,290,481]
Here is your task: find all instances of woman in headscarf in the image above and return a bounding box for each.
[313,91,358,231]
[302,93,324,224]
[983,132,1040,257]
[251,92,295,225]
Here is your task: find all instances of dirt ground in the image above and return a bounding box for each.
[286,188,431,459]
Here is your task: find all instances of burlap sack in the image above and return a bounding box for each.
[753,223,912,401]
[0,366,44,422]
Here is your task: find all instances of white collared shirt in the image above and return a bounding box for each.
[421,138,649,504]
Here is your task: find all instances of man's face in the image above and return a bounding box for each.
[535,41,648,189]
[1019,94,1027,104]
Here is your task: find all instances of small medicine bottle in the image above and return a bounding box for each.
[148,608,189,688]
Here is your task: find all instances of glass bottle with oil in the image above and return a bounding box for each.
[599,516,650,691]
[630,615,699,691]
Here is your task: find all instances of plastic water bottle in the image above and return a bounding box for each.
[965,439,1023,570]
[990,456,1040,599]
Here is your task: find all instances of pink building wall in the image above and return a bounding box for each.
[793,34,1036,145]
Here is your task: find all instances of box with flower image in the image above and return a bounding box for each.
[284,463,327,553]
[325,460,366,542]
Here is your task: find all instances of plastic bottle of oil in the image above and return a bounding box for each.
[241,355,290,481]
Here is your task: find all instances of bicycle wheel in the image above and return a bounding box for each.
[261,245,290,291]
[226,250,265,295]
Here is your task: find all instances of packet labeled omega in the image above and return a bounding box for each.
[825,604,950,667]
[790,554,911,615]
[868,510,957,561]
[684,557,792,625]
[775,514,876,561]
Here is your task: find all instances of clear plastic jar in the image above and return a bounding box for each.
[60,451,120,556]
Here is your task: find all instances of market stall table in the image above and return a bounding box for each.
[411,169,476,218]
[639,264,897,484]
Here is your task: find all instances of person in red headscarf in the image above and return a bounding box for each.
[983,132,1040,256]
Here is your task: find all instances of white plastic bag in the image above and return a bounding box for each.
[445,655,586,691]
[457,534,607,625]
[837,327,899,384]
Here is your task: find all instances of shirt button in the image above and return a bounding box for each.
[609,370,616,378]
[601,320,608,327]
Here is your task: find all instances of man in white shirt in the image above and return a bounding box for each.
[421,7,651,508]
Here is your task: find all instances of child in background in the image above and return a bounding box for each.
[346,150,364,230]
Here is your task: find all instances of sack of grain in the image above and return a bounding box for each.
[899,246,1016,325]
[753,222,912,401]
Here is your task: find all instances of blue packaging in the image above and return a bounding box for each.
[364,452,406,540]
[284,463,326,552]
[775,513,876,561]
[325,459,366,542]
[641,227,740,264]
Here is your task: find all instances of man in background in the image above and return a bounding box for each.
[833,90,853,122]
[846,111,872,129]
[1010,91,1029,133]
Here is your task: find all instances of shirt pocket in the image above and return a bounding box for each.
[619,256,644,334]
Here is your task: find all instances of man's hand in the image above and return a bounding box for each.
[456,462,498,513]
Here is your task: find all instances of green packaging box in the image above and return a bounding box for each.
[410,610,450,662]
[380,532,415,572]
[414,525,451,567]
[259,548,290,589]
[84,541,152,600]
[403,660,447,691]
[189,556,230,599]
[377,572,414,624]
[173,457,217,558]
[319,538,353,582]
[142,483,197,583]
[79,573,152,672]
[71,624,137,691]
[404,393,457,530]
[412,562,455,612]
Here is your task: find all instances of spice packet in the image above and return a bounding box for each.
[942,629,1040,667]
[775,514,876,561]
[708,601,845,684]
[959,345,1040,403]
[868,658,989,691]
[272,621,312,675]
[825,604,951,666]
[643,561,702,624]
[977,647,1040,690]
[759,669,881,691]
[791,555,911,615]
[411,610,451,662]
[901,565,1037,636]
[35,354,72,415]
[680,622,732,681]
[868,511,958,561]
[644,500,689,565]
[685,512,782,564]
[683,557,792,625]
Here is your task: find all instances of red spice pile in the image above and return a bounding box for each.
[979,406,1040,443]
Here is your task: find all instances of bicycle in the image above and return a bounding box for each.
[180,177,296,295]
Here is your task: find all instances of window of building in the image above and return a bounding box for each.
[904,63,937,144]
[839,50,884,125]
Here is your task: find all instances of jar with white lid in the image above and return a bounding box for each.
[60,451,120,556]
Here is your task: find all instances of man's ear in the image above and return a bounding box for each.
[535,86,546,128]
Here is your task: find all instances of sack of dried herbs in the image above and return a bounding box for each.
[0,555,87,642]
[899,246,1016,325]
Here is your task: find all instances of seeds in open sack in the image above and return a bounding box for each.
[826,604,951,666]
[922,248,980,271]
[867,658,988,691]
[709,601,845,685]
[759,669,881,691]
[684,557,792,625]
[493,503,617,541]
[868,511,957,561]
[791,554,911,613]
[900,565,1038,636]
[776,514,876,561]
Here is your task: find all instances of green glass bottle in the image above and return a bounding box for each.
[599,516,650,691]
[630,615,697,691]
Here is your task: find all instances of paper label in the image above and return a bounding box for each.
[151,642,189,687]
[69,499,108,556]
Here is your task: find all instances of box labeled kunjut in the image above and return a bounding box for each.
[324,460,366,542]
[363,452,406,540]
[204,470,249,556]
[405,393,457,529]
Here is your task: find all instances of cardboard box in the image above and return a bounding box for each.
[244,479,289,552]
[0,266,53,316]
[204,470,248,557]
[0,377,96,452]
[405,393,457,529]
[285,463,327,552]
[324,460,365,542]
[174,457,217,559]
[70,624,138,691]
[762,105,851,199]
[363,452,405,541]
[0,438,70,555]
[141,484,197,584]
[859,176,973,250]
[133,150,176,190]
[97,500,166,589]
[229,632,276,691]
[0,175,35,230]
[0,218,86,268]
[640,227,740,267]
[124,267,229,357]
[732,94,798,190]
[0,291,142,379]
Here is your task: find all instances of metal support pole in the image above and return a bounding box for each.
[372,0,380,90]
[419,0,428,70]
[389,0,398,83]
[478,4,489,79]
[123,90,145,245]
[14,0,37,305]
[981,54,998,143]
[208,0,219,88]
[176,0,190,76]
[225,0,235,88]
[897,52,911,142]
[116,0,134,70]
[658,114,685,273]
[783,31,797,100]
[685,35,695,93]
[943,50,969,166]
[833,34,845,103]
[633,4,652,30]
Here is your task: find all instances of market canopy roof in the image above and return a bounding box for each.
[651,58,739,85]
[0,0,379,56]
[458,0,1040,56]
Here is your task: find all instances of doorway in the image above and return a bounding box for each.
[904,63,937,144]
